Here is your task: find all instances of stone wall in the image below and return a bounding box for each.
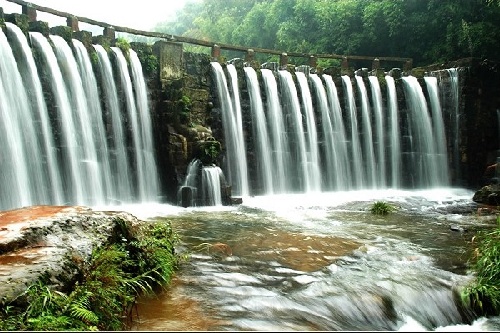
[149,46,500,197]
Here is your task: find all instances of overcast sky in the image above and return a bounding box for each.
[0,0,193,31]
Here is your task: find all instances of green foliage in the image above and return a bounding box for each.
[461,217,500,315]
[0,218,181,331]
[178,95,192,123]
[370,201,395,215]
[154,0,500,67]
[115,37,131,58]
[199,138,221,165]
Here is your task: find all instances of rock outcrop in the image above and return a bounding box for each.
[0,205,141,306]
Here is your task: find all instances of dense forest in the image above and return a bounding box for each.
[152,0,500,67]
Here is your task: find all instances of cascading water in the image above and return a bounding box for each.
[244,66,274,195]
[260,68,288,193]
[310,73,338,190]
[4,23,62,206]
[73,38,114,202]
[93,44,134,202]
[355,74,377,188]
[0,28,159,210]
[0,28,44,208]
[342,75,365,188]
[295,70,321,192]
[425,75,450,185]
[368,75,387,188]
[386,74,402,188]
[323,74,351,190]
[31,32,88,204]
[210,62,249,197]
[402,75,442,188]
[201,166,224,206]
[278,70,310,192]
[129,49,160,201]
[211,65,452,195]
[445,68,461,184]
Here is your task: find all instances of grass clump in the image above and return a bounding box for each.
[370,201,395,215]
[461,216,500,316]
[0,217,182,331]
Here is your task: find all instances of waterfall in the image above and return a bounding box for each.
[296,71,321,192]
[402,76,441,187]
[0,27,159,211]
[261,68,288,193]
[227,64,250,197]
[178,159,201,207]
[386,75,402,188]
[425,76,450,185]
[73,39,114,202]
[278,70,310,192]
[4,23,63,205]
[355,75,377,188]
[30,32,87,204]
[93,44,134,202]
[202,166,224,206]
[342,75,365,188]
[311,73,336,190]
[211,64,453,196]
[111,47,150,201]
[244,66,274,195]
[323,74,351,190]
[0,28,39,208]
[129,49,160,201]
[445,68,461,183]
[368,75,387,188]
[211,62,249,197]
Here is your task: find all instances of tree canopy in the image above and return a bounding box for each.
[153,0,500,67]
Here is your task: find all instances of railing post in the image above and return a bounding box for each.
[211,44,221,61]
[309,55,317,69]
[67,16,79,32]
[103,26,115,40]
[403,59,413,72]
[245,49,254,63]
[280,52,288,69]
[22,3,37,22]
[341,56,350,75]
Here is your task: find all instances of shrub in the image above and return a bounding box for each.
[370,201,395,215]
[461,216,500,315]
[0,218,182,331]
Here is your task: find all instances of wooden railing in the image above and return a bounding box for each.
[2,0,413,70]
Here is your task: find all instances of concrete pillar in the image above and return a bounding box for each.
[22,4,36,22]
[404,59,413,72]
[211,44,221,60]
[245,49,255,63]
[372,58,380,71]
[67,16,79,32]
[280,53,288,68]
[309,55,317,69]
[103,26,115,40]
[341,57,349,71]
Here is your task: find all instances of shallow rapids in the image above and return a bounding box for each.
[97,188,500,331]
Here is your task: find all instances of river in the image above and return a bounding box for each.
[99,188,500,331]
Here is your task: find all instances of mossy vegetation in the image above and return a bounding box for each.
[461,216,500,316]
[0,218,183,331]
[370,201,395,215]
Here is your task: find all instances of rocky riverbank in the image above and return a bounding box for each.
[0,205,143,306]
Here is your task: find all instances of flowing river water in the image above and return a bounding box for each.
[101,188,500,331]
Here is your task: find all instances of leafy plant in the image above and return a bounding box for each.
[0,218,182,331]
[115,37,131,59]
[461,216,500,315]
[370,201,395,215]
